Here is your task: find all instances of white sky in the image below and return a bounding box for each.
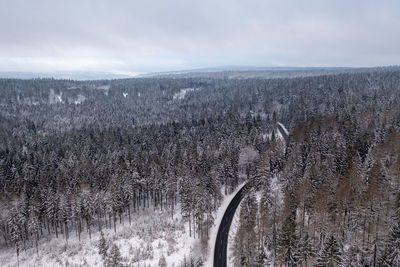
[0,0,399,73]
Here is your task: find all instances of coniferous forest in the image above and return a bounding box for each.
[0,67,400,266]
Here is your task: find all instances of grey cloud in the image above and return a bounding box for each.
[0,0,399,73]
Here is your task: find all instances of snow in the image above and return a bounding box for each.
[277,122,289,136]
[74,94,86,105]
[0,207,196,267]
[204,182,246,267]
[96,85,110,91]
[239,146,259,166]
[173,88,199,100]
[96,85,110,96]
[276,122,289,141]
[49,89,64,104]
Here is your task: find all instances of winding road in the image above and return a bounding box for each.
[213,123,288,267]
[213,182,252,266]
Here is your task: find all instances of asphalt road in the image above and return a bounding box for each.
[213,183,251,267]
[277,122,288,139]
[213,123,288,266]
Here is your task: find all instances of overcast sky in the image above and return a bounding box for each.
[0,0,399,74]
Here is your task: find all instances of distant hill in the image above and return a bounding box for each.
[138,65,400,79]
[0,71,136,80]
[2,66,398,81]
[137,66,357,79]
[139,65,349,76]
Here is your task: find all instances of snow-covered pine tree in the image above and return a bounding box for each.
[7,210,21,265]
[98,231,109,261]
[255,247,270,267]
[80,191,94,239]
[106,244,123,267]
[59,194,72,242]
[179,173,195,237]
[27,204,40,254]
[378,216,400,266]
[45,188,59,237]
[222,158,235,195]
[316,235,343,267]
[297,232,315,266]
[158,254,167,267]
[343,245,362,267]
[253,154,272,190]
[276,192,300,267]
[165,164,178,219]
[277,210,300,266]
[233,192,258,267]
[258,158,273,252]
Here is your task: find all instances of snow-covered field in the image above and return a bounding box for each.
[0,208,198,267]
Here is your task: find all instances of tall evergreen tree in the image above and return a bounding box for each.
[379,218,400,267]
[297,232,315,266]
[233,192,258,267]
[106,244,123,267]
[316,235,343,267]
[98,231,109,261]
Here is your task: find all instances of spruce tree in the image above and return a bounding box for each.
[233,192,258,267]
[379,218,400,267]
[297,232,315,266]
[277,209,300,267]
[316,235,343,267]
[98,231,109,261]
[158,254,167,267]
[106,244,123,267]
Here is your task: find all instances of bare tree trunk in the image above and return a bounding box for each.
[128,205,131,225]
[113,212,116,233]
[189,213,192,237]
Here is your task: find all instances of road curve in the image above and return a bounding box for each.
[213,123,288,266]
[277,122,289,140]
[213,183,252,267]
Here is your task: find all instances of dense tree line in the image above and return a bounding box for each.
[0,67,399,265]
[231,69,400,265]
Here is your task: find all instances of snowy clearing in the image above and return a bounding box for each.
[173,88,199,100]
[49,89,64,104]
[74,94,86,105]
[0,207,197,267]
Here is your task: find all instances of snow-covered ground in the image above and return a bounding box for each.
[173,88,199,100]
[0,207,198,267]
[0,184,253,267]
[96,85,110,96]
[74,94,86,105]
[277,122,288,135]
[49,89,64,104]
